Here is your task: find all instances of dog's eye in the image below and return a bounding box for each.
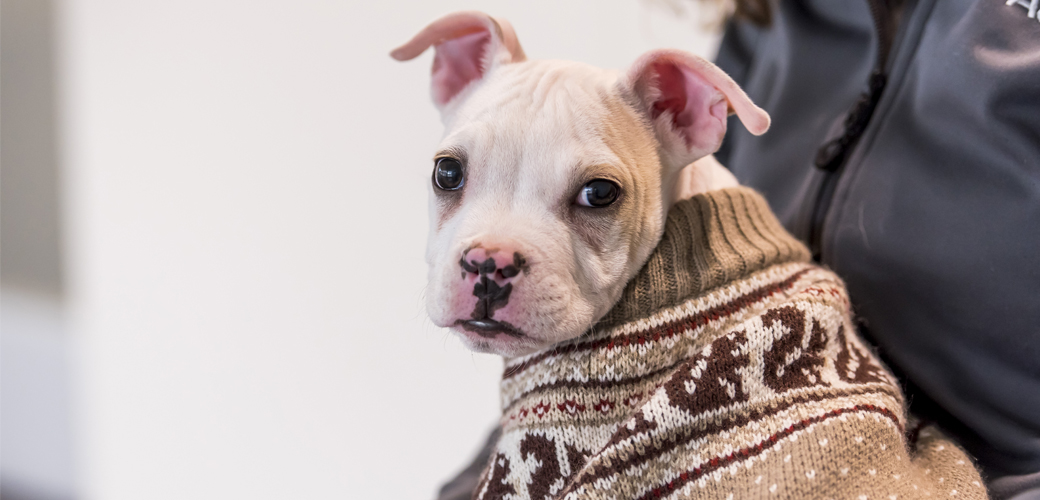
[433,157,464,191]
[576,179,620,207]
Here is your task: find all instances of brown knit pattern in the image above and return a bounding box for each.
[475,188,987,500]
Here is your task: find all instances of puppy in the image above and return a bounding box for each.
[393,12,986,500]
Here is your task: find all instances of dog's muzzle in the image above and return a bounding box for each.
[456,243,529,336]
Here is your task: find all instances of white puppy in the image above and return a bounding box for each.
[392,11,768,357]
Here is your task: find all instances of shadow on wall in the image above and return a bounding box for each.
[1,0,76,499]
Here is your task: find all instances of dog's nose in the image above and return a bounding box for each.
[460,243,528,321]
[459,244,528,281]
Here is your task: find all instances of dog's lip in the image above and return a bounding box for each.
[455,319,526,339]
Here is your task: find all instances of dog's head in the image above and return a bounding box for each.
[392,11,769,357]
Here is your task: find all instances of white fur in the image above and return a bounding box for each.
[426,61,657,356]
[673,155,739,202]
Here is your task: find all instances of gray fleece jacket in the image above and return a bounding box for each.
[714,1,1040,498]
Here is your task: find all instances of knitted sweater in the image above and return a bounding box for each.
[473,187,987,500]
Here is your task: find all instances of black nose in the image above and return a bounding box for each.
[459,247,528,320]
[459,248,527,280]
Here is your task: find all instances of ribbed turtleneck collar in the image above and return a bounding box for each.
[594,187,811,330]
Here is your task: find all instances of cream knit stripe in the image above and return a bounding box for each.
[501,354,901,433]
[572,391,906,479]
[498,264,818,409]
[500,265,852,410]
[501,262,820,392]
[502,376,904,438]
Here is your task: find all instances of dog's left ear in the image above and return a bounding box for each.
[626,49,770,170]
[391,11,526,110]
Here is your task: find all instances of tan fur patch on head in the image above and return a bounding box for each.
[594,90,667,271]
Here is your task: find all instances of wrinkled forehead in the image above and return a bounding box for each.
[439,61,629,203]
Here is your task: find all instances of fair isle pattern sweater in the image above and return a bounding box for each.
[474,188,986,500]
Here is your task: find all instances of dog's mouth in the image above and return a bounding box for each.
[455,319,526,338]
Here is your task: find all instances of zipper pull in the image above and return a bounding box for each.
[814,71,888,172]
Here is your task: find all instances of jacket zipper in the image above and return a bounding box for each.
[807,0,900,260]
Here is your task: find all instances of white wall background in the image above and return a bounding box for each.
[55,1,720,498]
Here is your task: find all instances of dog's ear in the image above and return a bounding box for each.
[626,49,770,170]
[391,11,526,110]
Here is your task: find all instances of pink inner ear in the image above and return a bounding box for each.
[650,62,728,154]
[432,31,491,106]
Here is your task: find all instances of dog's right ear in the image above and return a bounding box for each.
[391,11,526,110]
[626,49,770,172]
